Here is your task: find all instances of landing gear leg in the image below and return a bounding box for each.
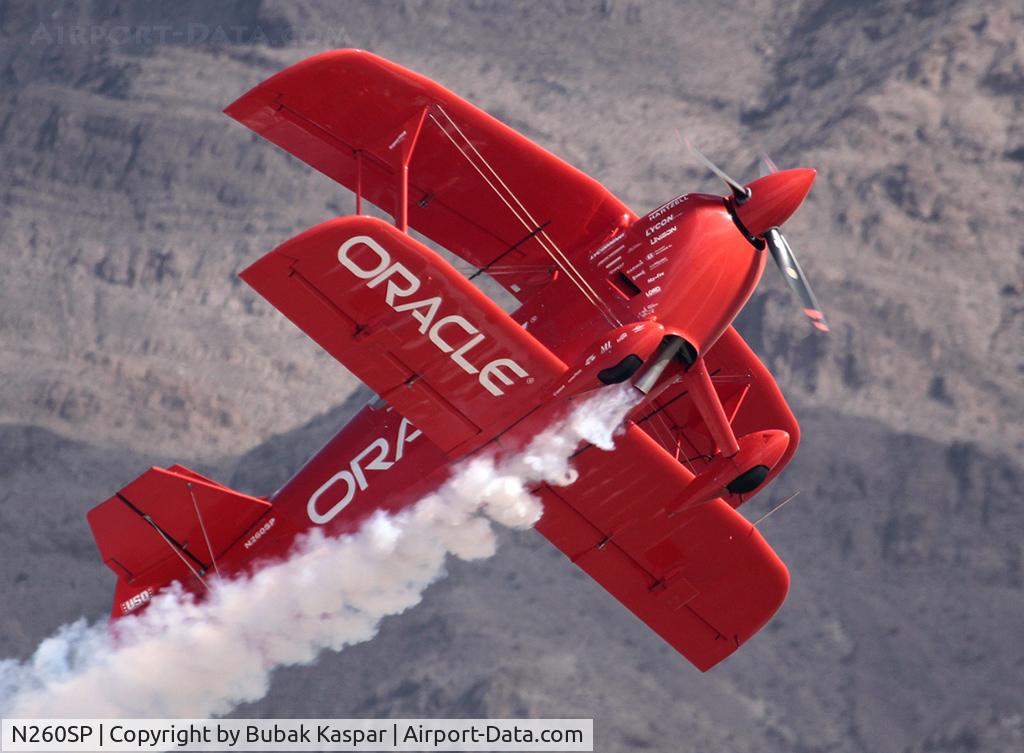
[655,353,790,515]
[678,355,740,457]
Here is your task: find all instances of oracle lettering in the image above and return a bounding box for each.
[307,417,421,525]
[338,235,529,396]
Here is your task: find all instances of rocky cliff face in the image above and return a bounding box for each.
[1,1,1021,751]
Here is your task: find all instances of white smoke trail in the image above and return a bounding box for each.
[0,387,636,718]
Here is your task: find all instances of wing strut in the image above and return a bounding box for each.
[355,150,363,215]
[428,104,620,327]
[395,106,429,232]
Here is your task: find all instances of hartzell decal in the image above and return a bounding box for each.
[646,195,686,221]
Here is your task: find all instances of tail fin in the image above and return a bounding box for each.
[87,466,272,618]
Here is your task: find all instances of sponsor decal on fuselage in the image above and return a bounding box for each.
[646,194,686,221]
[307,417,421,525]
[649,226,677,245]
[120,587,153,615]
[645,214,675,236]
[338,235,528,397]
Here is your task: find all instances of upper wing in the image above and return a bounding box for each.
[225,49,636,300]
[536,423,789,671]
[241,215,567,454]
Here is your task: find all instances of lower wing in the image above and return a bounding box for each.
[536,423,789,671]
[241,215,567,455]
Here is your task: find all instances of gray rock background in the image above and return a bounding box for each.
[1,1,1022,750]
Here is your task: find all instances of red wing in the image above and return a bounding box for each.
[536,423,789,671]
[241,216,567,454]
[225,49,636,300]
[633,326,801,506]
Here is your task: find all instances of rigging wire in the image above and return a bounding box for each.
[434,104,618,324]
[428,106,619,327]
[141,514,210,592]
[188,482,221,579]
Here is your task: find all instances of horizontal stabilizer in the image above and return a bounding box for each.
[87,466,272,616]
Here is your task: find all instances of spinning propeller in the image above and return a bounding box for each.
[688,140,830,333]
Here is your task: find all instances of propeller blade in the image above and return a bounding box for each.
[757,153,780,178]
[763,228,830,332]
[681,134,751,203]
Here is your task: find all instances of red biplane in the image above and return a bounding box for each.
[87,50,827,671]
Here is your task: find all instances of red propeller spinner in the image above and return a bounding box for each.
[685,139,828,333]
[733,168,816,237]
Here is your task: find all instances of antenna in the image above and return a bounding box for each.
[751,491,800,528]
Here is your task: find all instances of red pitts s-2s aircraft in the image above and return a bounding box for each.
[87,51,828,671]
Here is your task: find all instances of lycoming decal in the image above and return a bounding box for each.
[645,214,675,236]
[307,417,421,525]
[338,235,529,397]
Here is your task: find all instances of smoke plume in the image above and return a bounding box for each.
[0,387,635,718]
